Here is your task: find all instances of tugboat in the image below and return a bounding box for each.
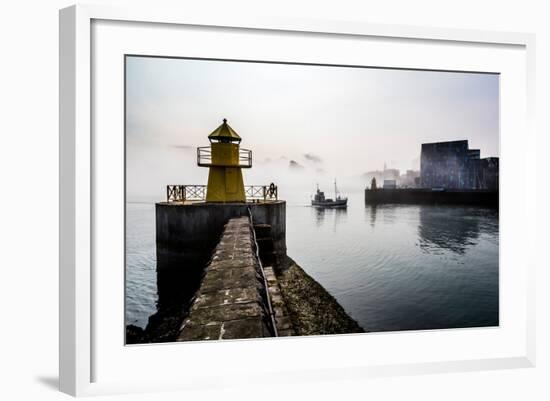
[311,180,348,208]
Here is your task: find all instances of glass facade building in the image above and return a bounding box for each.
[421,140,498,190]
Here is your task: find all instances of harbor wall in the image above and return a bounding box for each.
[364,188,498,207]
[155,201,286,306]
[128,200,364,343]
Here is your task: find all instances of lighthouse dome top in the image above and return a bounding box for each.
[208,118,242,143]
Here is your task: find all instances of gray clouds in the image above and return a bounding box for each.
[303,153,323,163]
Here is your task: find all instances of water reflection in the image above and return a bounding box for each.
[367,204,377,227]
[364,204,400,227]
[417,206,482,254]
[312,206,348,229]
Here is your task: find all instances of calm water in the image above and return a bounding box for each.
[125,191,499,331]
[125,203,158,328]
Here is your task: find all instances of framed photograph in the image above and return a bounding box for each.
[59,4,536,396]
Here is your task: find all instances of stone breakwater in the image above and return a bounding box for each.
[127,211,363,344]
[276,256,364,336]
[178,216,362,341]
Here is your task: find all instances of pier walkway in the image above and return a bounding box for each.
[177,217,293,341]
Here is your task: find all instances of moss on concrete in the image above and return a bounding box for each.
[276,256,364,335]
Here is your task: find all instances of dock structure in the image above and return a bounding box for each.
[364,188,498,207]
[177,217,293,341]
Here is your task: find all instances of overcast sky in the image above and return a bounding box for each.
[126,56,499,201]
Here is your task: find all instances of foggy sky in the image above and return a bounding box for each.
[126,56,499,202]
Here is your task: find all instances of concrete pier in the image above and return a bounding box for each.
[178,217,292,341]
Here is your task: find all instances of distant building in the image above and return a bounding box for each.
[384,168,400,181]
[420,140,498,190]
[383,179,397,189]
[400,169,420,188]
[468,149,480,159]
[363,170,384,186]
[421,140,470,189]
[467,149,481,189]
[370,177,378,190]
[478,157,499,190]
[364,164,401,187]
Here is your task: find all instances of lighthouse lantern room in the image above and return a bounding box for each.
[197,119,252,202]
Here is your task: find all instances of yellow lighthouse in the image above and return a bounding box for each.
[197,119,252,202]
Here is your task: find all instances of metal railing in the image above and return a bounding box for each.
[196,146,252,168]
[248,206,278,337]
[166,185,206,202]
[245,184,278,201]
[166,184,278,202]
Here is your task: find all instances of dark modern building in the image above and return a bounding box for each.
[467,149,480,189]
[420,140,498,190]
[478,157,499,190]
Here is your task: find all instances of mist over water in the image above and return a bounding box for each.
[126,146,372,203]
[126,188,498,331]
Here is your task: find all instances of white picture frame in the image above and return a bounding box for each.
[59,4,536,397]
